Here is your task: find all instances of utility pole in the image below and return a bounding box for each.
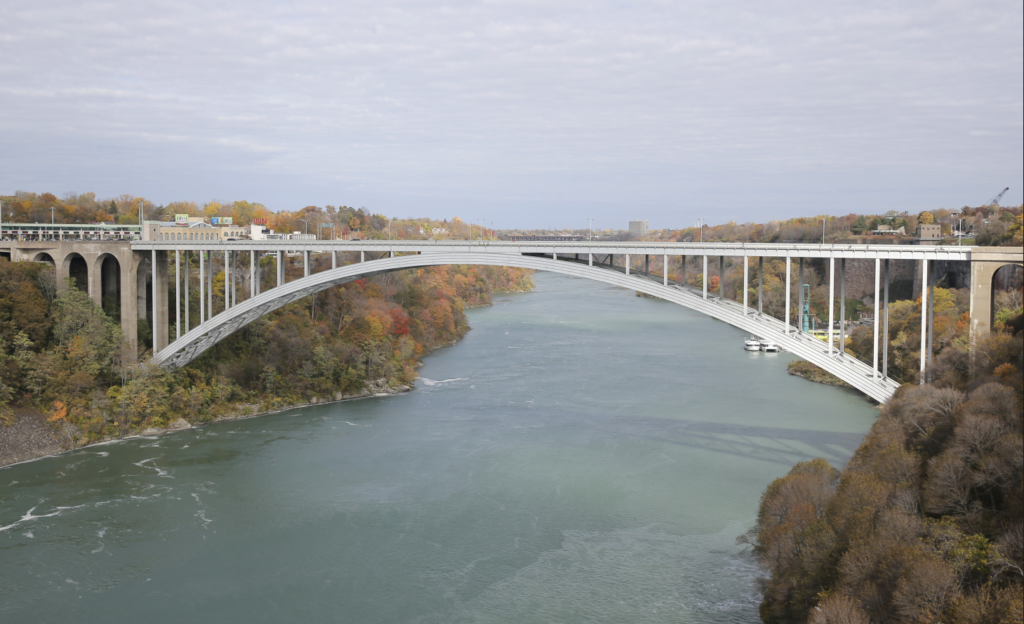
[821,218,826,244]
[588,218,593,241]
[696,219,704,242]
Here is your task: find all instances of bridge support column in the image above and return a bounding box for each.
[702,255,707,299]
[184,251,189,332]
[360,250,364,263]
[920,259,928,384]
[121,255,138,354]
[873,258,880,380]
[719,256,724,300]
[232,251,238,307]
[644,254,649,276]
[799,259,805,332]
[224,250,230,311]
[332,251,337,269]
[152,250,169,351]
[682,255,686,287]
[840,258,846,354]
[742,254,748,314]
[250,251,255,297]
[304,251,310,277]
[255,250,261,295]
[758,257,763,314]
[663,254,668,286]
[884,260,890,378]
[175,250,181,341]
[828,257,835,356]
[207,251,213,319]
[785,256,791,334]
[927,265,935,377]
[625,253,629,275]
[199,251,206,324]
[588,253,592,267]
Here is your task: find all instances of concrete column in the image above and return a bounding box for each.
[304,250,310,277]
[250,250,255,298]
[828,257,835,356]
[199,250,206,324]
[332,251,337,269]
[681,255,686,287]
[758,257,763,314]
[742,254,748,314]
[156,251,169,351]
[207,251,213,319]
[232,251,238,307]
[224,250,230,311]
[625,253,629,275]
[702,255,707,299]
[873,259,880,379]
[87,255,102,308]
[927,266,935,375]
[121,253,138,353]
[644,254,649,276]
[799,258,805,333]
[184,250,189,332]
[884,260,890,379]
[719,256,724,300]
[175,250,180,341]
[663,254,668,286]
[785,256,791,334]
[553,251,557,261]
[840,258,846,354]
[919,259,928,384]
[277,251,284,286]
[360,250,364,263]
[255,251,261,295]
[588,253,593,267]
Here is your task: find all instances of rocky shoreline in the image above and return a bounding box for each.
[0,379,412,470]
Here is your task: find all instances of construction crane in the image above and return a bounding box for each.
[987,187,1009,206]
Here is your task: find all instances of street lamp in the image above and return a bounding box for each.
[298,219,310,238]
[588,218,593,241]
[696,219,705,242]
[821,218,826,244]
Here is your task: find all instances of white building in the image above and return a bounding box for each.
[628,220,649,238]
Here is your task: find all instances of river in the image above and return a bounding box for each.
[0,272,877,623]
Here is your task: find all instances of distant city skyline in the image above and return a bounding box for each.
[2,0,1021,230]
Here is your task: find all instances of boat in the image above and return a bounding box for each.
[744,336,761,351]
[761,342,780,353]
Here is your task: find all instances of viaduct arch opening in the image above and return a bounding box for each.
[63,253,89,292]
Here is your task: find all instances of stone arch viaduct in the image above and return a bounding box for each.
[1,239,1020,404]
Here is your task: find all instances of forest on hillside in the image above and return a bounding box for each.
[743,311,1023,622]
[0,195,533,449]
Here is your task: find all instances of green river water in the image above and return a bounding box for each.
[0,272,877,623]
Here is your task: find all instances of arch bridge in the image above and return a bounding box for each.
[1,239,1019,404]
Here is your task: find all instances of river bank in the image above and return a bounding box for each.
[0,379,414,469]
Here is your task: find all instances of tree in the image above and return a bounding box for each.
[919,211,935,225]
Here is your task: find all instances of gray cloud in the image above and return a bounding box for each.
[1,0,1021,227]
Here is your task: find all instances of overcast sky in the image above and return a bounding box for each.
[2,0,1021,229]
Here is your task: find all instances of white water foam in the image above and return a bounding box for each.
[133,458,171,478]
[419,378,468,386]
[0,506,63,532]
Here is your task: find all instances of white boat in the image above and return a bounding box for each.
[744,336,761,351]
[761,342,780,353]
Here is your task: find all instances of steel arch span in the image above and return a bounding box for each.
[152,253,901,403]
